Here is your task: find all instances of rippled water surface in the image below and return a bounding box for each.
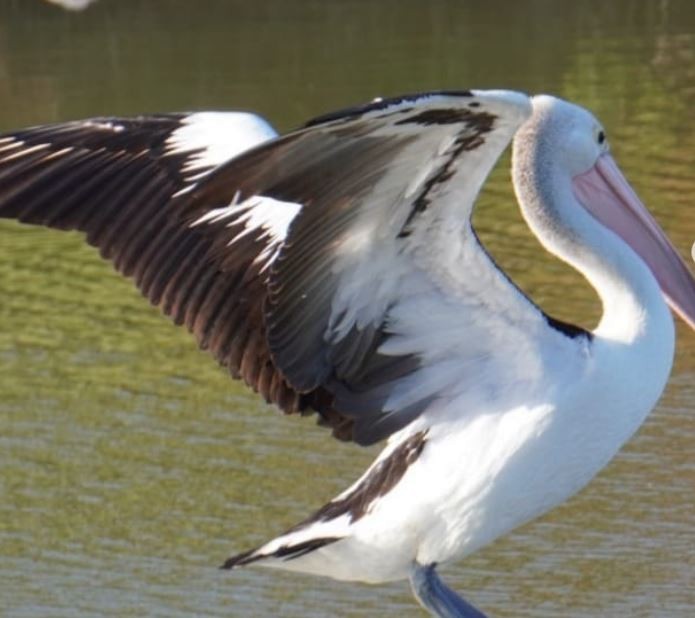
[1,1,694,616]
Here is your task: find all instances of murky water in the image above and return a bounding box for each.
[0,1,694,616]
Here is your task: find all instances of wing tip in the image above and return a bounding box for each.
[221,537,341,570]
[470,89,532,121]
[221,548,257,570]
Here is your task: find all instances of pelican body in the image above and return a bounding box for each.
[0,90,693,617]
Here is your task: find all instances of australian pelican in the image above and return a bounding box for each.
[1,90,693,617]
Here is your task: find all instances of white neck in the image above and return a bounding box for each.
[512,141,674,348]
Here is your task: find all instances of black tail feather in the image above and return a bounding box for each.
[221,536,341,570]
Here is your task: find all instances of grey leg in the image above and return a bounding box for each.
[409,563,488,618]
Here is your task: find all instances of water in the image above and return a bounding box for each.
[0,1,694,616]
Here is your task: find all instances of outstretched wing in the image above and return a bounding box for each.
[0,90,570,445]
[0,110,318,418]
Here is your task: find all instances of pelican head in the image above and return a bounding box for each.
[513,94,695,333]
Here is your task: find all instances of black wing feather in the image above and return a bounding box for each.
[0,114,340,437]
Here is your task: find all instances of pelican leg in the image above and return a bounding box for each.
[409,563,488,618]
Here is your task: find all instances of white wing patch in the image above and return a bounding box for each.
[166,112,277,182]
[191,193,302,271]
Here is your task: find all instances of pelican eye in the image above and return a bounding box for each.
[597,130,606,145]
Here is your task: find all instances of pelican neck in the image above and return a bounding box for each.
[512,148,674,348]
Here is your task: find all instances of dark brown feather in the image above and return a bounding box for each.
[0,116,349,439]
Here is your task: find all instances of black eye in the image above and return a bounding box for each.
[598,130,606,145]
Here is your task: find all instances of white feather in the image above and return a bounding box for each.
[167,111,277,183]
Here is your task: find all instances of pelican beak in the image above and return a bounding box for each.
[573,153,695,330]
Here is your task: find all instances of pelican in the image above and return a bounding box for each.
[43,0,98,10]
[1,90,693,617]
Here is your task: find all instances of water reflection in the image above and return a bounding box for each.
[0,1,693,616]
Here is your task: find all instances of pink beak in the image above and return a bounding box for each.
[573,153,695,330]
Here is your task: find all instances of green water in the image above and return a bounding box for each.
[0,1,694,616]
